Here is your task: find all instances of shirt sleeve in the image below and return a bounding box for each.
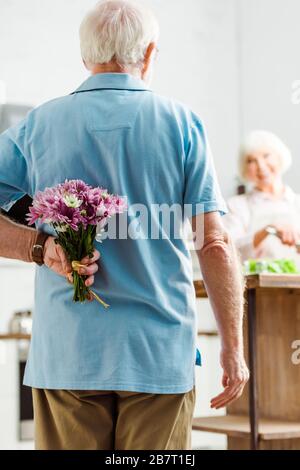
[183,114,228,217]
[0,118,31,211]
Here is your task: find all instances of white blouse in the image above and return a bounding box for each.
[223,186,300,264]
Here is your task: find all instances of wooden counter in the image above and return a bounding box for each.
[192,274,300,450]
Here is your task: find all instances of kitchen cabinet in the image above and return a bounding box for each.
[193,275,300,450]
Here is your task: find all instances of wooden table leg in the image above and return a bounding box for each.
[247,287,259,450]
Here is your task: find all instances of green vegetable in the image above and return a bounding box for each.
[244,259,299,275]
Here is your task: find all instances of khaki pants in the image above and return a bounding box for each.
[32,386,196,450]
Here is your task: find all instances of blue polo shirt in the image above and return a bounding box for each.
[0,73,227,393]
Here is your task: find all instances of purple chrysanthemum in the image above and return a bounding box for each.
[26,179,127,231]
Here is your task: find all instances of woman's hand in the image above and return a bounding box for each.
[254,224,300,248]
[43,236,100,297]
[272,223,300,246]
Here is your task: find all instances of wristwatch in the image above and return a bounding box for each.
[265,225,278,236]
[32,231,50,266]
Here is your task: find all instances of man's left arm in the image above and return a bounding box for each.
[0,118,40,262]
[0,213,100,289]
[0,212,39,263]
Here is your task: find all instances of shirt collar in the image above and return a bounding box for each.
[71,72,152,94]
[249,185,296,203]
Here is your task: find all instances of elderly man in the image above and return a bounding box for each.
[0,0,248,450]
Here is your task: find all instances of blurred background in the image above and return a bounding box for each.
[0,0,300,450]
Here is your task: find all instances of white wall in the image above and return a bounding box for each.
[239,0,300,193]
[0,259,35,332]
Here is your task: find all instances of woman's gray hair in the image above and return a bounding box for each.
[239,130,292,181]
[79,0,159,69]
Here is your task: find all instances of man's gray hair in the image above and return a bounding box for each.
[79,0,159,69]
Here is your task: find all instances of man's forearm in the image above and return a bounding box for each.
[197,232,245,352]
[0,213,38,263]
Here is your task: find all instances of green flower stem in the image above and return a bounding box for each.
[72,270,89,302]
[53,223,109,307]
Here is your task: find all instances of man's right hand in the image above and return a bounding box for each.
[193,211,249,409]
[210,349,249,409]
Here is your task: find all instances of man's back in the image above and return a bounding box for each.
[0,72,226,393]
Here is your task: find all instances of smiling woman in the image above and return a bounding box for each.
[223,130,300,263]
[239,130,292,183]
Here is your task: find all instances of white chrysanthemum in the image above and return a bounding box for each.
[56,223,68,232]
[63,194,83,208]
[96,206,107,217]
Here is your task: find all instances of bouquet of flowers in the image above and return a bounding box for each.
[26,179,127,308]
